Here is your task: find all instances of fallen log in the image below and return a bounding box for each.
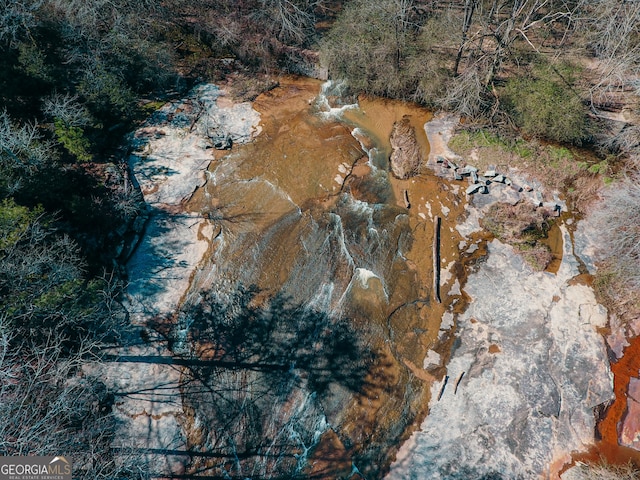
[433,215,441,303]
[437,374,449,401]
[403,189,410,209]
[454,371,465,394]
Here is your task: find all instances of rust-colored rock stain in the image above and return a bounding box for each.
[561,335,640,475]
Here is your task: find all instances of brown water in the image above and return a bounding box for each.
[543,220,564,274]
[186,77,468,478]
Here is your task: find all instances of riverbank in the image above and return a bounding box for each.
[388,115,614,479]
[94,83,263,476]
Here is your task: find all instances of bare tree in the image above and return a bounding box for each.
[0,199,142,477]
[583,0,640,106]
[256,0,317,44]
[0,111,53,172]
[43,93,92,128]
[453,0,479,76]
[441,66,487,118]
[451,0,583,86]
[0,0,44,45]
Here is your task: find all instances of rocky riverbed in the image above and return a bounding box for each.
[387,115,613,480]
[105,78,619,479]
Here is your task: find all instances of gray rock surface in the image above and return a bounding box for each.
[388,229,613,479]
[91,341,188,475]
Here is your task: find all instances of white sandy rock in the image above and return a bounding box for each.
[126,85,261,322]
[388,228,613,480]
[111,85,262,476]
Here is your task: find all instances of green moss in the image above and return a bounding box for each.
[547,146,574,163]
[587,160,609,175]
[518,243,553,271]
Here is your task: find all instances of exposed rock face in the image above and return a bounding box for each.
[622,378,640,449]
[389,117,422,178]
[388,229,613,479]
[93,84,262,477]
[91,342,188,474]
[126,84,261,322]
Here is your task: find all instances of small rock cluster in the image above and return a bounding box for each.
[433,155,562,216]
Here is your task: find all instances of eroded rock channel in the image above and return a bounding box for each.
[110,77,614,479]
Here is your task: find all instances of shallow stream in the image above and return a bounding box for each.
[184,77,468,477]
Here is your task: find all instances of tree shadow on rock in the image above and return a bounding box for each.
[152,284,383,479]
[182,285,374,397]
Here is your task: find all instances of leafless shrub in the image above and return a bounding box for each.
[255,0,317,44]
[0,0,43,45]
[0,314,148,479]
[439,67,488,119]
[567,461,640,480]
[593,177,640,290]
[0,203,140,475]
[0,110,54,172]
[43,93,92,127]
[582,0,640,104]
[568,174,603,213]
[598,123,640,158]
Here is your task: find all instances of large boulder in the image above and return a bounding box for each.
[390,117,422,179]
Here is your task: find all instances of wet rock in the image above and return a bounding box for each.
[88,341,188,476]
[390,117,422,179]
[424,114,463,166]
[126,84,261,322]
[115,84,262,476]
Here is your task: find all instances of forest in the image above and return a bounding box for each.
[1,0,639,478]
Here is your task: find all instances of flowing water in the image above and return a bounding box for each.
[183,77,468,478]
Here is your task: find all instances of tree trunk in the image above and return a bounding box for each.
[454,0,478,76]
